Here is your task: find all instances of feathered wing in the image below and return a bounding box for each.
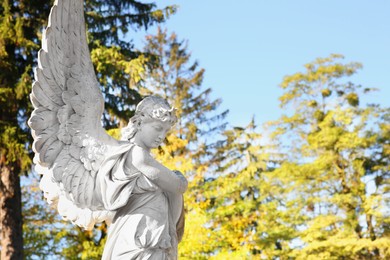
[28,0,118,229]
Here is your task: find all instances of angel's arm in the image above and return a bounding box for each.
[127,146,188,194]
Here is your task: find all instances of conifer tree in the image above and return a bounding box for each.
[140,27,228,160]
[0,1,175,258]
[140,28,229,257]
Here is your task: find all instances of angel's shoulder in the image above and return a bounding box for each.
[127,144,152,166]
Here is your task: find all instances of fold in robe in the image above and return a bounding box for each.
[97,143,185,260]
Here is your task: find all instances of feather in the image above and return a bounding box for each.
[43,7,55,51]
[69,144,81,159]
[30,129,38,140]
[35,68,64,106]
[63,158,82,190]
[28,0,120,228]
[62,172,73,193]
[73,166,87,205]
[38,50,65,92]
[62,89,77,105]
[80,174,94,207]
[62,1,71,60]
[67,114,83,135]
[67,77,82,95]
[33,124,59,153]
[29,107,58,130]
[48,3,58,29]
[84,175,95,206]
[53,148,72,182]
[30,92,41,108]
[91,161,100,173]
[69,165,87,206]
[70,164,83,189]
[57,104,73,124]
[47,17,66,88]
[31,81,59,111]
[44,140,64,165]
[57,126,71,144]
[78,176,87,206]
[70,95,85,116]
[72,135,83,148]
[38,135,58,166]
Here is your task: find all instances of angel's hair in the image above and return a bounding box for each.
[121,96,177,141]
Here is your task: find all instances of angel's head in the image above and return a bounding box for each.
[121,96,177,150]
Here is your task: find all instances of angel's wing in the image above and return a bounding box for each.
[28,0,119,228]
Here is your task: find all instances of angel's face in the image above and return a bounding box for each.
[134,119,172,151]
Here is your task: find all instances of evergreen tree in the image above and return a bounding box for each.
[139,28,229,258]
[140,27,228,161]
[0,1,175,258]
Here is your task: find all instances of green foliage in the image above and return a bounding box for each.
[203,120,298,259]
[84,1,177,127]
[23,175,108,260]
[264,54,390,259]
[0,0,45,173]
[0,0,177,167]
[6,1,388,258]
[58,226,107,260]
[22,175,71,259]
[140,27,229,257]
[198,55,389,259]
[0,0,176,258]
[141,27,229,181]
[0,126,31,171]
[206,121,264,254]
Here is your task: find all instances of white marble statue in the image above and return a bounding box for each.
[28,0,187,259]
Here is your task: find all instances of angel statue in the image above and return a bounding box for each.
[28,0,187,259]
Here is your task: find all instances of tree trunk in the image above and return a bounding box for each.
[0,160,23,260]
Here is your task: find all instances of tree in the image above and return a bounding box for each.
[0,1,175,258]
[140,27,228,159]
[48,27,229,258]
[202,117,299,259]
[22,174,68,259]
[203,121,269,258]
[199,54,389,259]
[139,27,229,258]
[264,54,390,259]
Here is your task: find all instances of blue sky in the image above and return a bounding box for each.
[137,0,390,127]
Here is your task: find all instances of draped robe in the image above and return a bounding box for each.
[96,143,185,260]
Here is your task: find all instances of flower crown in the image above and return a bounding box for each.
[121,96,177,141]
[148,107,177,123]
[136,96,177,124]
